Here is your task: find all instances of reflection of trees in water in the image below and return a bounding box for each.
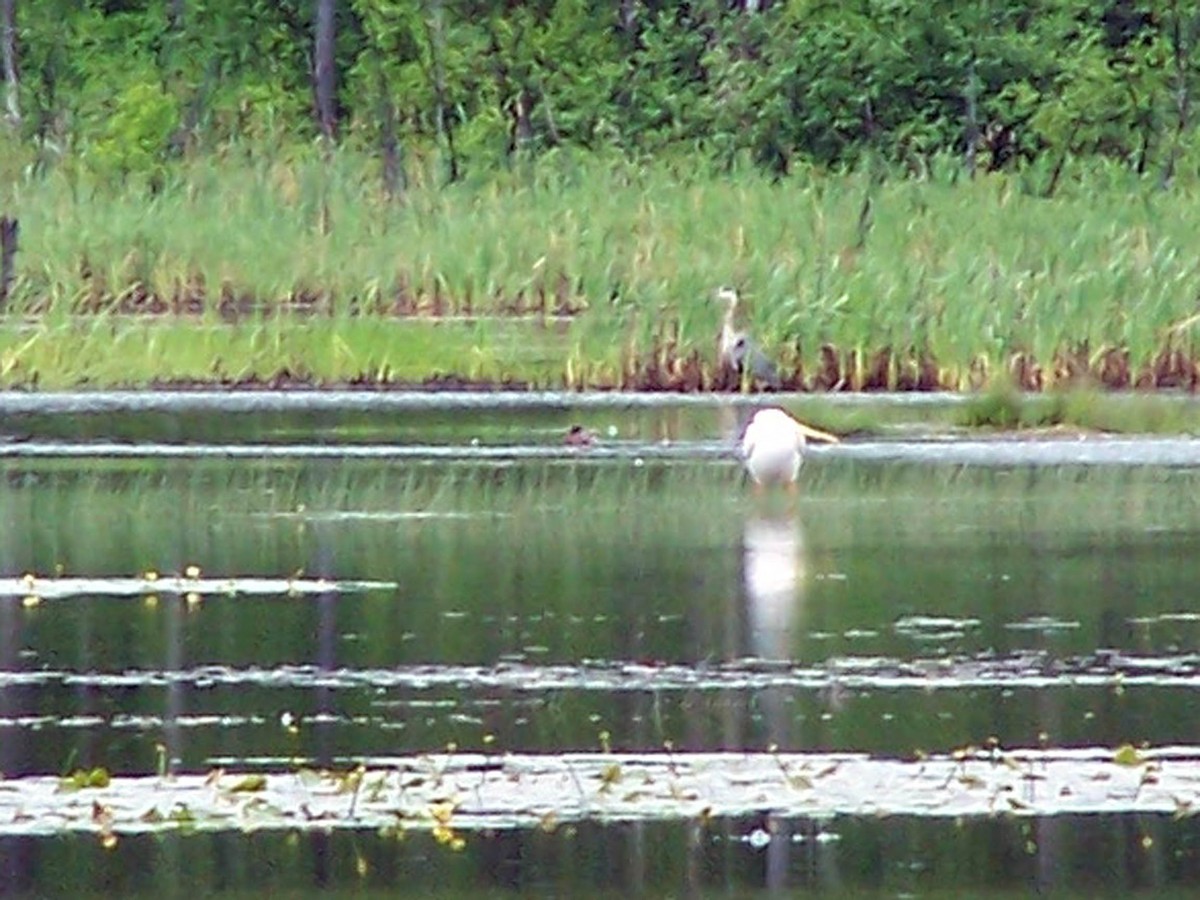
[0,561,31,889]
[310,529,339,888]
[4,459,1195,895]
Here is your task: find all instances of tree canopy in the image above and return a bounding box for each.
[1,1,1197,186]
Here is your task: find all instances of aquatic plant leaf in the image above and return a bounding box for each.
[1113,745,1145,767]
[59,768,111,791]
[597,763,622,792]
[227,775,268,793]
[6,749,1200,835]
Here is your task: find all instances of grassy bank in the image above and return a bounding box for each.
[3,146,1200,392]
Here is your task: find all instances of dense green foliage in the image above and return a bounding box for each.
[2,2,1200,390]
[1,152,1200,390]
[2,1,1198,182]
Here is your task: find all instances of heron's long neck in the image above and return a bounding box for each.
[721,302,738,338]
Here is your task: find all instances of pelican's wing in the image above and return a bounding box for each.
[739,428,756,458]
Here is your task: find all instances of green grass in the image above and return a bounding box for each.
[0,318,579,388]
[956,382,1200,434]
[4,144,1200,390]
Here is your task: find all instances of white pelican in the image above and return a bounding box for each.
[716,287,781,388]
[740,408,839,489]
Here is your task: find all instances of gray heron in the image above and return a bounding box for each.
[716,287,782,388]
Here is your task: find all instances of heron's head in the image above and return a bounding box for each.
[714,286,740,310]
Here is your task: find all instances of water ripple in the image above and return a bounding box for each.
[0,440,733,461]
[0,652,1197,692]
[2,436,1200,466]
[0,390,970,415]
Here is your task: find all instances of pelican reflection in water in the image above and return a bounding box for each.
[742,511,846,713]
[742,511,814,888]
[743,513,805,667]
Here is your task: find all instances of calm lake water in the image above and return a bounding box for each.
[3,393,1200,897]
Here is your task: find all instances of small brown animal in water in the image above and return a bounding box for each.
[564,424,596,447]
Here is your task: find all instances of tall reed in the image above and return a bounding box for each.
[3,148,1199,389]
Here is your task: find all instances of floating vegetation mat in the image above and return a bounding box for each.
[0,575,397,601]
[3,747,1198,840]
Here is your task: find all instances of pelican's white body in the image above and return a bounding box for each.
[740,408,839,486]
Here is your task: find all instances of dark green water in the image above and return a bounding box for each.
[4,397,1200,895]
[8,815,1200,898]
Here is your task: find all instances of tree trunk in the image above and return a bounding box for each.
[314,0,337,140]
[616,0,637,42]
[426,0,459,182]
[1,0,18,130]
[164,0,200,156]
[1043,126,1077,199]
[379,72,405,201]
[963,59,979,179]
[1160,0,1193,188]
[0,217,18,308]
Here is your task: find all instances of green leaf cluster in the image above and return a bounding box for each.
[2,1,1199,182]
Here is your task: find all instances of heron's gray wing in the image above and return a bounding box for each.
[745,344,782,387]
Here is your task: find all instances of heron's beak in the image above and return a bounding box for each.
[795,421,840,443]
[714,287,739,306]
